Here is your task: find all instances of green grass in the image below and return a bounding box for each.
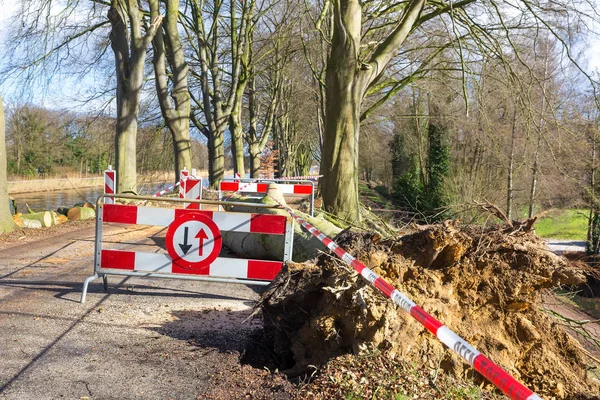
[534,209,589,240]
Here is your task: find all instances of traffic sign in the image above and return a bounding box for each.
[166,213,222,273]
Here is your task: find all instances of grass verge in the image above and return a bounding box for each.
[535,209,588,240]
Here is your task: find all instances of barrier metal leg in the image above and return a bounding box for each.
[81,274,99,304]
[102,275,108,292]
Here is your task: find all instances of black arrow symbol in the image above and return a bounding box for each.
[179,227,193,254]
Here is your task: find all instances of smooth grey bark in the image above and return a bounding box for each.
[227,0,255,177]
[321,0,426,222]
[150,0,192,183]
[109,0,162,193]
[0,95,15,233]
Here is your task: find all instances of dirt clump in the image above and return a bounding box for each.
[258,221,600,399]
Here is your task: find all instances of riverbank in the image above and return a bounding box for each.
[7,171,182,195]
[8,176,104,194]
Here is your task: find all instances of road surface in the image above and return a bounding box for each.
[544,239,586,254]
[0,222,267,399]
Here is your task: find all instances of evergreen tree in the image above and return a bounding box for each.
[425,121,450,215]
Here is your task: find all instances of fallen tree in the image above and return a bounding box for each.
[256,222,599,399]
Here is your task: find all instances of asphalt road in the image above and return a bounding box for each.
[0,223,264,400]
[544,239,587,254]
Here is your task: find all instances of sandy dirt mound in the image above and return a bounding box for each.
[258,222,600,399]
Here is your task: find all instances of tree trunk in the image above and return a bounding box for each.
[0,95,16,233]
[528,39,550,218]
[150,0,192,184]
[587,126,597,254]
[230,100,246,177]
[507,108,517,220]
[212,129,225,187]
[109,0,162,193]
[249,142,261,178]
[321,1,363,221]
[115,96,139,193]
[320,0,425,222]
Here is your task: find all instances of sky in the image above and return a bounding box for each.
[0,1,599,110]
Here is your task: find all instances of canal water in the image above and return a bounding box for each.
[10,182,184,213]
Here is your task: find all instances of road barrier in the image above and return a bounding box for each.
[180,168,202,209]
[219,179,315,216]
[268,194,541,400]
[80,194,294,303]
[104,165,116,204]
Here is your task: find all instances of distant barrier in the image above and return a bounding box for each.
[180,168,202,209]
[104,165,116,204]
[219,179,315,216]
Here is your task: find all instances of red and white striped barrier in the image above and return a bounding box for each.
[269,196,541,400]
[80,197,294,303]
[100,250,281,281]
[178,168,203,209]
[104,165,116,205]
[180,167,190,180]
[102,204,288,234]
[219,181,313,195]
[222,180,261,203]
[218,179,315,216]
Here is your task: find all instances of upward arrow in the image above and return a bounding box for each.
[179,227,193,254]
[195,228,209,256]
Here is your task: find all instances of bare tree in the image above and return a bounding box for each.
[185,0,255,186]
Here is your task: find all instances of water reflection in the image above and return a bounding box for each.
[10,182,178,213]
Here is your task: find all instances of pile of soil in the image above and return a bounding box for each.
[258,221,600,399]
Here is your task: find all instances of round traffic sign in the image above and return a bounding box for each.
[166,213,222,274]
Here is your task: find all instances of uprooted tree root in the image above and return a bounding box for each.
[256,221,600,399]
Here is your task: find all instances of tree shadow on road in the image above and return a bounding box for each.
[150,308,283,372]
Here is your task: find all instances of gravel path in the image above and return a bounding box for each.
[0,223,282,400]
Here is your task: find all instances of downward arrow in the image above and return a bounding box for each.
[179,227,193,254]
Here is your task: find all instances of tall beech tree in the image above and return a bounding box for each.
[109,0,163,193]
[321,0,430,221]
[319,0,594,222]
[150,0,192,183]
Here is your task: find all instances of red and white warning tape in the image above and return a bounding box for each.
[152,181,181,197]
[134,181,181,206]
[275,175,322,180]
[270,196,541,400]
[222,180,259,202]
